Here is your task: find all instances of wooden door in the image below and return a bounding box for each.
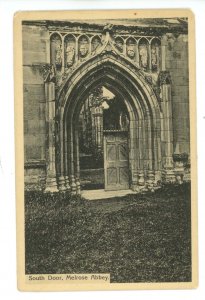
[104,131,129,191]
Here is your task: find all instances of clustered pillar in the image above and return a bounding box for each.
[44,81,58,193]
[159,71,175,183]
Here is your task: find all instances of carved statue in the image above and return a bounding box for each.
[119,112,129,130]
[43,64,56,83]
[92,37,101,51]
[115,40,123,52]
[151,45,158,70]
[66,45,75,67]
[79,38,89,57]
[114,37,124,53]
[55,43,62,66]
[139,44,148,68]
[127,45,135,58]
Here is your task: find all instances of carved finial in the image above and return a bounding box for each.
[103,23,114,33]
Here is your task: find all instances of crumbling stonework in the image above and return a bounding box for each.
[23,18,190,193]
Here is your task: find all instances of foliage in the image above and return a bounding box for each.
[25,184,191,283]
[173,152,189,163]
[80,145,103,169]
[89,86,105,108]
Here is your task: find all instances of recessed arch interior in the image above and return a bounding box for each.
[91,36,102,52]
[78,35,89,58]
[50,32,62,70]
[56,54,161,192]
[74,82,132,190]
[150,37,161,72]
[114,36,124,53]
[62,60,159,123]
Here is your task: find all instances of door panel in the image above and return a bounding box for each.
[104,131,129,191]
[119,143,128,161]
[107,144,116,161]
[107,168,118,184]
[119,167,129,184]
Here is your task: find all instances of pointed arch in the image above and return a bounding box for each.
[138,37,149,71]
[50,32,62,71]
[64,34,76,68]
[55,51,162,193]
[150,37,161,72]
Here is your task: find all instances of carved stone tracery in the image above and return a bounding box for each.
[49,28,162,82]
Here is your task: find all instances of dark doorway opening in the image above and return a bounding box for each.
[78,85,129,190]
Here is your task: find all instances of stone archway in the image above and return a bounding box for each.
[54,50,163,194]
[44,41,174,194]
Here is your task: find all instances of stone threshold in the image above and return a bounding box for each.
[81,189,136,200]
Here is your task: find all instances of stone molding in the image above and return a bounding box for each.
[22,19,188,35]
[25,160,46,169]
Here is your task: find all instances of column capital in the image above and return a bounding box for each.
[158,71,172,86]
[42,64,56,83]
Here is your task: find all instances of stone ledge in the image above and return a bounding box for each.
[25,160,46,169]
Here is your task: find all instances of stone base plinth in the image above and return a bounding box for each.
[64,176,71,191]
[162,168,176,183]
[44,176,58,193]
[58,176,67,192]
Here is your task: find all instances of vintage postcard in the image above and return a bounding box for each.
[14,9,197,291]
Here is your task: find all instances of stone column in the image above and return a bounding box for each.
[88,37,92,55]
[64,124,71,192]
[123,39,127,56]
[69,123,77,195]
[148,42,152,72]
[92,107,103,150]
[138,119,145,186]
[135,40,139,67]
[74,128,81,195]
[61,37,65,73]
[161,35,167,71]
[146,114,155,188]
[75,37,79,62]
[129,120,138,192]
[44,81,58,192]
[159,71,175,183]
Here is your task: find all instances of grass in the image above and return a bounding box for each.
[25,183,191,283]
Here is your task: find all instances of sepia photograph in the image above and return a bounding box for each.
[14,9,197,291]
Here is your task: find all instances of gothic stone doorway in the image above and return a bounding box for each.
[52,52,167,194]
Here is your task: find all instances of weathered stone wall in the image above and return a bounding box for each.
[23,25,49,188]
[22,20,190,190]
[165,34,189,155]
